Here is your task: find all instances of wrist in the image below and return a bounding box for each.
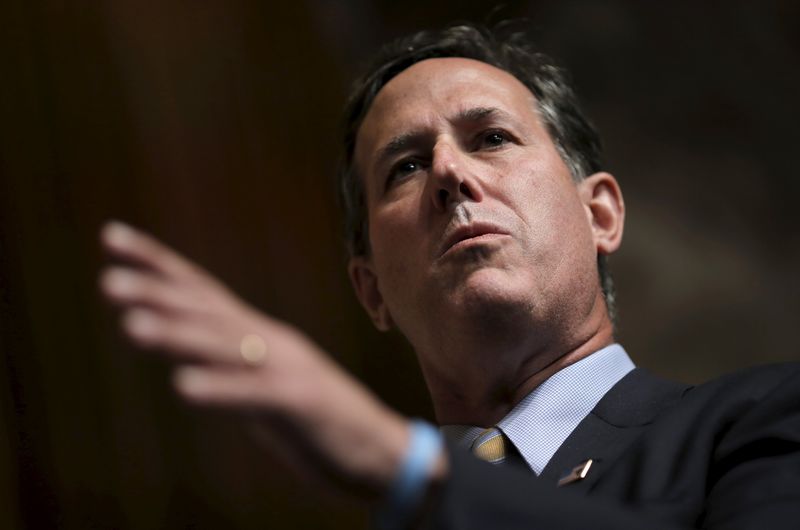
[376,419,447,530]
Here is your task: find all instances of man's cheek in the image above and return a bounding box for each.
[379,252,416,291]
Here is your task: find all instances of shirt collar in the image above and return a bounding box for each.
[441,343,635,474]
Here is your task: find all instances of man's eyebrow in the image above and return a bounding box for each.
[376,133,419,167]
[455,106,505,122]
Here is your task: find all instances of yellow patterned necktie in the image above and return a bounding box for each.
[470,427,507,465]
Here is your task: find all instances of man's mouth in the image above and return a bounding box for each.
[439,223,510,257]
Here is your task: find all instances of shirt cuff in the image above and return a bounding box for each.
[376,419,444,530]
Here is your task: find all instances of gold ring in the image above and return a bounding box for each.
[240,334,266,366]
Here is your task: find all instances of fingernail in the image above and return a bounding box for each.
[175,368,207,394]
[102,220,133,246]
[125,310,158,338]
[102,269,135,295]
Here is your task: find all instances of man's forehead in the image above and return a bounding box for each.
[362,57,535,127]
[354,58,539,175]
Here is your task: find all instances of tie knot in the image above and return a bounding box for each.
[471,427,507,464]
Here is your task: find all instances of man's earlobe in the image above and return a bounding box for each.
[579,172,625,256]
[347,256,393,331]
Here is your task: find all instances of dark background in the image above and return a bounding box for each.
[1,1,798,528]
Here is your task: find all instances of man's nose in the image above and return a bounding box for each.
[429,142,483,211]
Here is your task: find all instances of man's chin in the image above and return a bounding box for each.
[443,267,533,315]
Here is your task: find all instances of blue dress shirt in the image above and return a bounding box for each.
[441,343,635,474]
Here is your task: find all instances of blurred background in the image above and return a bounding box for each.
[1,0,798,528]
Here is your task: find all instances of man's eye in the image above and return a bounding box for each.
[387,160,421,184]
[398,160,419,173]
[482,131,508,148]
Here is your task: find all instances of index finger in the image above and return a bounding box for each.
[100,220,204,281]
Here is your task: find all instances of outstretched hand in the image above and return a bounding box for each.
[99,221,418,501]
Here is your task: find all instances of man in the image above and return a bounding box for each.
[100,24,800,529]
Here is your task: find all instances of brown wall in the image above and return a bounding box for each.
[1,1,798,528]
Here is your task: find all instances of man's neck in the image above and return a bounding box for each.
[416,296,615,427]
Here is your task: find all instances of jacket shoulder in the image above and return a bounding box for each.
[686,362,800,403]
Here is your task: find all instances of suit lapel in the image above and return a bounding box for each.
[540,413,646,491]
[540,368,690,492]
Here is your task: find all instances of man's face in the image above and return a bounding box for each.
[351,57,602,349]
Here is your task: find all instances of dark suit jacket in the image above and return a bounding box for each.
[423,363,800,529]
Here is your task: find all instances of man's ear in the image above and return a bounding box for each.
[578,172,625,256]
[347,255,394,331]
